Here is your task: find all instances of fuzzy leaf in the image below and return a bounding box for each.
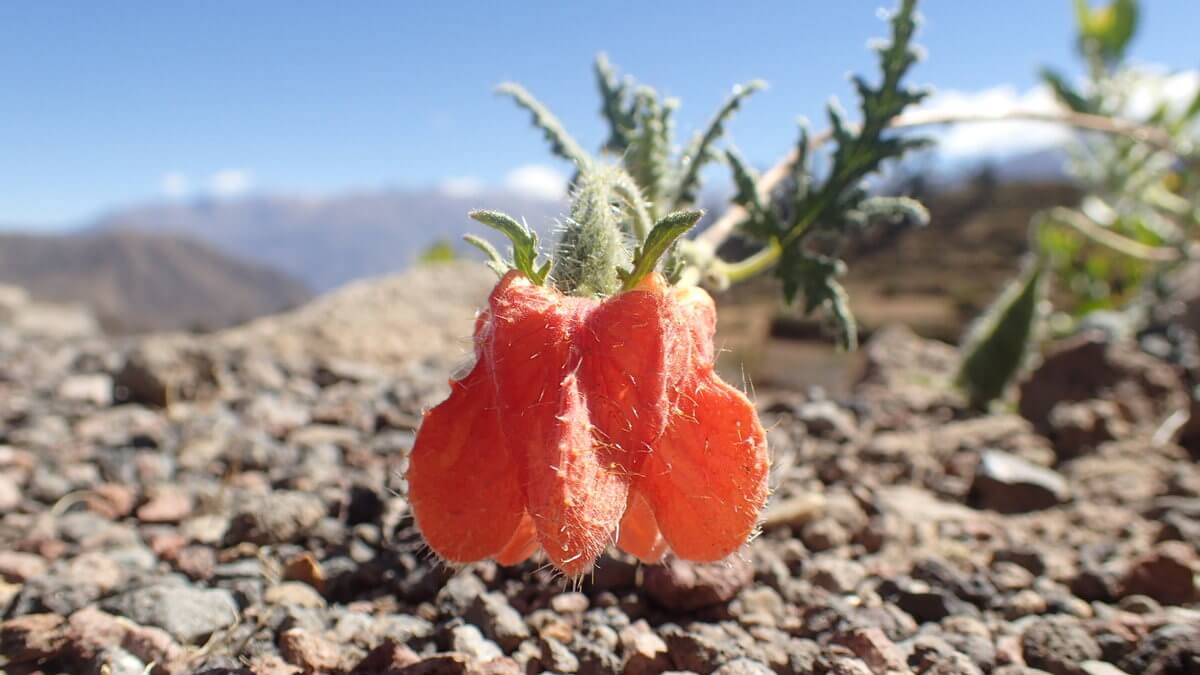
[595,54,638,154]
[956,259,1045,408]
[778,249,856,350]
[674,80,766,209]
[625,88,674,217]
[463,234,508,277]
[469,210,551,284]
[621,210,704,290]
[497,83,590,169]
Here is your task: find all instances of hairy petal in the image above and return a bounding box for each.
[638,285,769,561]
[617,489,668,564]
[494,513,539,565]
[525,374,630,577]
[642,372,769,560]
[578,279,674,471]
[406,366,525,562]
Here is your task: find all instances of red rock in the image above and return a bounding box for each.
[280,627,342,672]
[283,551,326,592]
[0,550,48,582]
[642,553,754,611]
[1121,541,1198,605]
[249,654,303,675]
[65,606,127,661]
[1,613,67,663]
[175,545,217,580]
[136,490,194,523]
[87,483,137,519]
[122,622,186,674]
[352,639,421,673]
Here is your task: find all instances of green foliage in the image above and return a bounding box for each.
[957,259,1046,409]
[496,83,590,169]
[729,0,930,348]
[504,54,764,218]
[1033,0,1196,322]
[418,239,457,265]
[467,210,552,284]
[620,210,703,291]
[1074,0,1138,66]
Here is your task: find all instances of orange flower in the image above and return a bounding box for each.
[405,271,769,576]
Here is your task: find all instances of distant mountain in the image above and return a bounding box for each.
[93,189,567,292]
[0,230,312,333]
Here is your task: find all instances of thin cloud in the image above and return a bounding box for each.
[208,169,254,198]
[438,176,485,198]
[160,172,191,198]
[504,164,567,201]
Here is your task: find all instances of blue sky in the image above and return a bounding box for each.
[1,1,1198,228]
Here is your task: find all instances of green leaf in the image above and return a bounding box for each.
[1039,67,1095,113]
[595,54,638,154]
[1075,0,1138,64]
[778,249,857,350]
[727,0,929,348]
[462,234,507,277]
[620,210,704,290]
[418,239,457,265]
[624,87,674,218]
[497,83,590,169]
[468,209,551,284]
[674,80,766,209]
[956,259,1045,408]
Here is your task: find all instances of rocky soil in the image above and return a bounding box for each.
[2,263,1199,674]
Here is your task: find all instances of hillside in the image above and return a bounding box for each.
[0,229,312,333]
[94,189,567,292]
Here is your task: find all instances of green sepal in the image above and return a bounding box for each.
[620,210,704,290]
[468,210,552,285]
[462,234,508,277]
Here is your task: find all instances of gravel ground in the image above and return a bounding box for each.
[1,268,1199,675]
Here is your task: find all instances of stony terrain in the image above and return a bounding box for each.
[2,262,1199,674]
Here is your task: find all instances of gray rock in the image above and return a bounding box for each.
[713,657,776,675]
[467,591,531,651]
[644,556,754,611]
[101,585,238,644]
[451,623,503,662]
[223,491,326,545]
[970,450,1070,513]
[1021,616,1102,675]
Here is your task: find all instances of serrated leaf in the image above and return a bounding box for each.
[956,259,1045,408]
[595,53,637,154]
[625,88,673,218]
[497,83,590,169]
[674,80,766,209]
[778,248,857,350]
[621,210,703,290]
[469,210,551,284]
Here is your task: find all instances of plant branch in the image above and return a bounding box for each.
[1041,206,1183,263]
[696,108,1187,253]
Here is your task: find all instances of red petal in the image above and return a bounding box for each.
[577,280,675,471]
[617,489,667,564]
[638,286,769,561]
[641,372,769,560]
[494,513,539,565]
[524,374,629,577]
[406,365,525,562]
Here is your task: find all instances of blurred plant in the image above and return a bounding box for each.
[954,0,1200,408]
[1037,0,1198,318]
[416,239,457,265]
[956,258,1046,409]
